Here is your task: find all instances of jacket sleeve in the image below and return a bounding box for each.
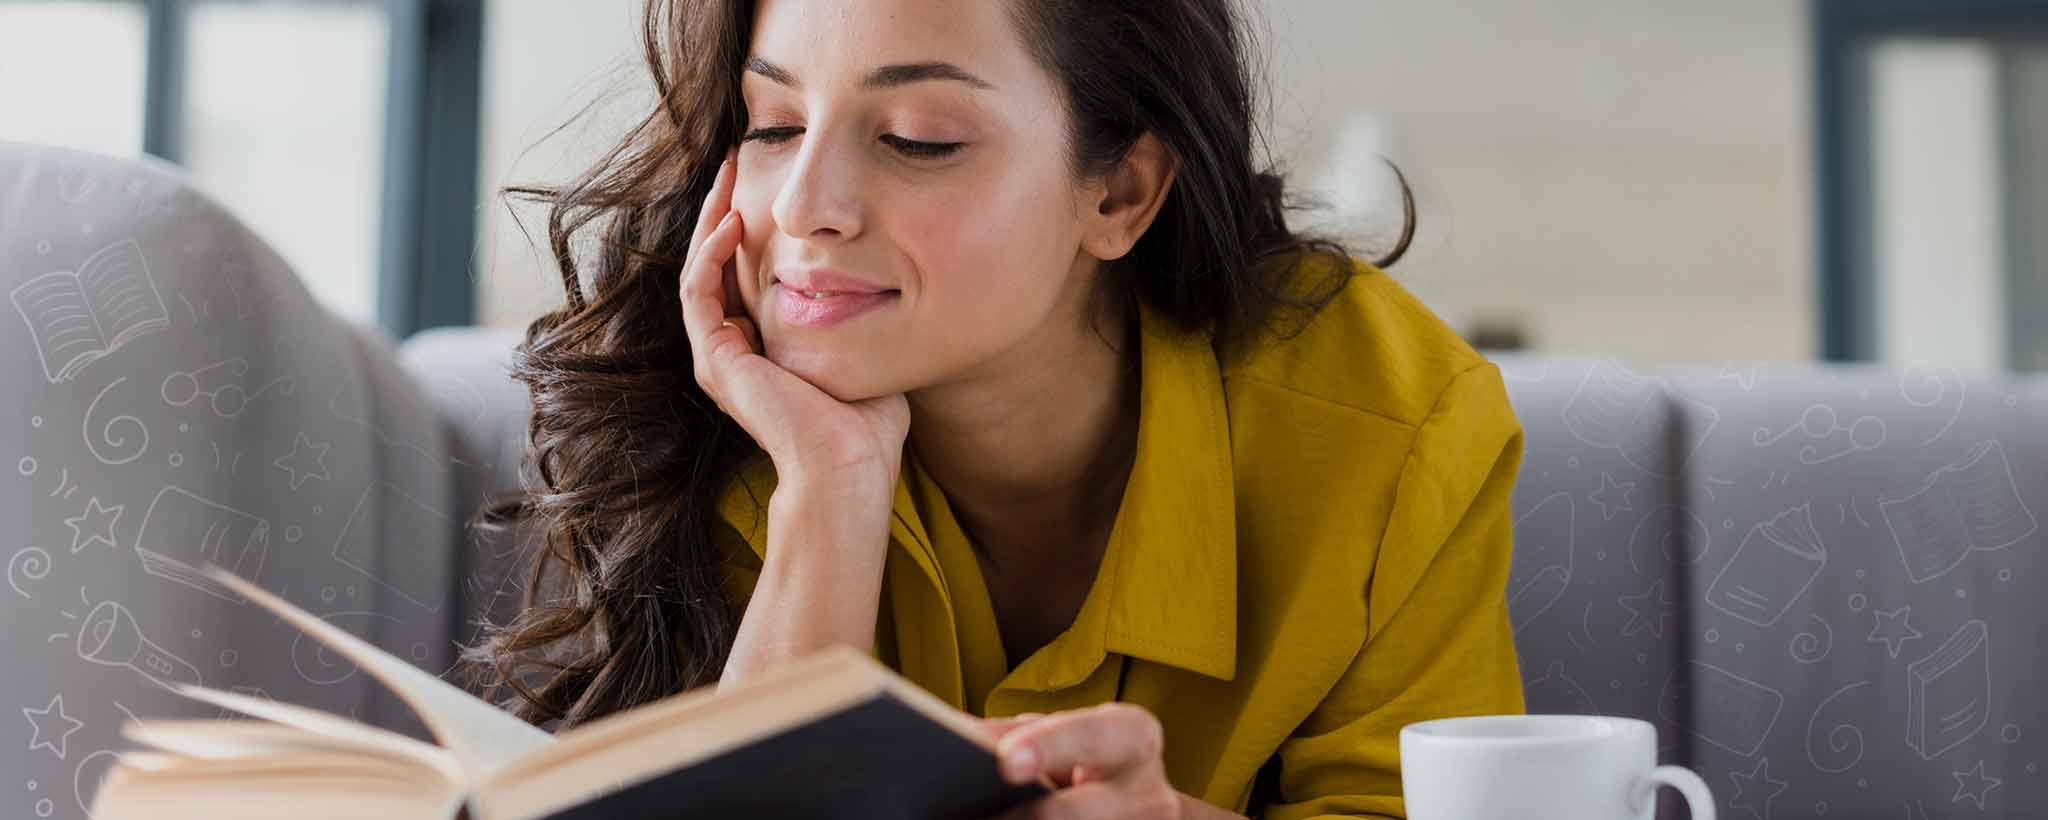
[1257,361,1529,820]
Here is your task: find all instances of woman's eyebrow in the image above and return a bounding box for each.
[743,56,997,92]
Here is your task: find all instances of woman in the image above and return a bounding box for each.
[466,0,1528,817]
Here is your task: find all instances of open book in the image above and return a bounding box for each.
[87,564,1054,820]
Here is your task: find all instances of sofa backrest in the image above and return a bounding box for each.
[1491,354,2047,819]
[1,141,465,819]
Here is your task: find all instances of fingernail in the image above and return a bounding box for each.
[721,211,737,228]
[1003,745,1036,779]
[720,320,735,330]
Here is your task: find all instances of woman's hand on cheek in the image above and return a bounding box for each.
[678,146,912,491]
[982,704,1184,820]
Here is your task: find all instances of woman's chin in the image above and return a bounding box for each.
[767,346,893,403]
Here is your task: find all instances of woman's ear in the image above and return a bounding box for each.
[1082,132,1179,261]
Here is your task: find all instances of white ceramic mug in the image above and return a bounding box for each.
[1399,714,1715,820]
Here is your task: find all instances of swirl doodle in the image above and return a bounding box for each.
[1791,614,1834,664]
[9,547,52,598]
[1806,680,1872,773]
[1898,369,1965,446]
[83,377,150,465]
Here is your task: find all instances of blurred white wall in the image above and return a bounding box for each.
[474,0,652,327]
[474,0,1818,364]
[1868,39,2005,373]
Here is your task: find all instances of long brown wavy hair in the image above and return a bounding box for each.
[460,0,1417,731]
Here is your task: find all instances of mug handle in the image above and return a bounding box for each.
[1632,765,1715,820]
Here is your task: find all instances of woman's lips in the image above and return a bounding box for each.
[772,282,899,328]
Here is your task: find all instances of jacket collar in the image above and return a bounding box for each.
[714,296,1238,686]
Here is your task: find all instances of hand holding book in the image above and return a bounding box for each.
[88,563,1056,820]
[973,705,1189,820]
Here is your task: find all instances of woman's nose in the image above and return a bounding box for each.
[769,133,864,242]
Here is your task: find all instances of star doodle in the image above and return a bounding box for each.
[1952,761,2001,809]
[23,694,83,760]
[1728,757,1788,820]
[1867,605,1922,659]
[1618,579,1680,638]
[272,432,331,490]
[64,496,123,554]
[1590,472,1636,521]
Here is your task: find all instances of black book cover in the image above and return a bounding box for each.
[538,690,1051,820]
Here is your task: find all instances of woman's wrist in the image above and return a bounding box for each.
[720,475,896,690]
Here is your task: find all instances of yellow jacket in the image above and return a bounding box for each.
[715,256,1527,818]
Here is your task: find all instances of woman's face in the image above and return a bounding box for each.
[729,0,1098,402]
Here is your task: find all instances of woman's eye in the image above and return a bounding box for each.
[739,127,961,160]
[880,134,963,159]
[739,127,801,146]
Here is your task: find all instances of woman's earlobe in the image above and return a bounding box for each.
[1089,232,1133,261]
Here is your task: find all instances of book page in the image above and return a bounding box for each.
[124,717,411,761]
[201,563,554,781]
[157,687,456,773]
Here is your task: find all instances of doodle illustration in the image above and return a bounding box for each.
[1627,503,1712,577]
[1706,503,1827,627]
[1507,492,1575,633]
[1789,614,1833,665]
[1727,757,1788,820]
[271,433,331,490]
[1752,403,1885,465]
[75,599,205,692]
[81,377,150,466]
[162,358,296,419]
[1617,578,1679,639]
[22,694,84,761]
[1880,440,2037,584]
[1523,661,1601,715]
[291,610,403,686]
[63,497,123,554]
[132,486,269,603]
[1868,605,1923,659]
[1660,661,1784,758]
[1950,760,2001,809]
[331,480,452,613]
[73,748,120,819]
[1589,472,1635,520]
[1805,680,1871,773]
[9,547,52,598]
[1560,359,1719,476]
[1898,369,1966,446]
[10,239,168,383]
[1905,619,1990,760]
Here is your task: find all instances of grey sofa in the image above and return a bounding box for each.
[4,141,2041,819]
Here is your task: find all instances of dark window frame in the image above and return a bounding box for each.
[139,0,481,339]
[1811,0,2048,362]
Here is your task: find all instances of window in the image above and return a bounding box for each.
[182,0,390,324]
[1815,0,2048,371]
[0,0,479,338]
[0,1,148,156]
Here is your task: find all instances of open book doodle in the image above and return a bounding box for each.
[10,239,169,384]
[1881,440,2038,584]
[87,564,1055,820]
